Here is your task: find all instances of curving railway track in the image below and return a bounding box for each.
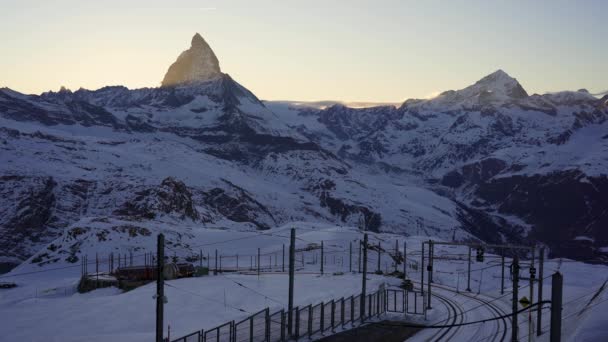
[411,280,510,342]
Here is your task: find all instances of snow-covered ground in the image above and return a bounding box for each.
[1,224,606,341]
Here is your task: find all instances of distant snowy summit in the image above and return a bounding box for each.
[161,33,222,87]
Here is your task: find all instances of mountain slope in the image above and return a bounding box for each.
[1,34,606,271]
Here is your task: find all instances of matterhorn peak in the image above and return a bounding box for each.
[161,33,222,87]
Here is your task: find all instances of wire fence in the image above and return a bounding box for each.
[171,285,422,342]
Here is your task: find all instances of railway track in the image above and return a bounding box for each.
[411,280,509,342]
[427,292,465,341]
[458,291,508,342]
[433,283,509,342]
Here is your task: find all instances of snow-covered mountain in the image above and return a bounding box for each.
[267,71,608,262]
[1,33,607,272]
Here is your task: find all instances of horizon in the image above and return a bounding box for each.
[1,0,606,102]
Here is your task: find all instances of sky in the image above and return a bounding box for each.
[0,0,606,102]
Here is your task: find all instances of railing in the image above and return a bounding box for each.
[171,286,424,342]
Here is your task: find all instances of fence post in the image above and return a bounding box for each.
[265,308,270,342]
[308,305,313,338]
[550,272,563,342]
[320,302,325,332]
[248,315,254,342]
[331,300,335,331]
[351,296,355,325]
[281,310,286,342]
[295,307,300,339]
[340,297,345,326]
[282,244,285,273]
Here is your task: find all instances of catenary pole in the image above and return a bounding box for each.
[537,247,545,336]
[512,255,520,342]
[155,234,165,342]
[349,241,352,272]
[421,242,425,295]
[550,272,563,342]
[361,233,368,321]
[427,240,432,309]
[321,241,324,275]
[287,228,296,336]
[501,252,505,295]
[403,241,407,279]
[529,247,536,341]
[466,246,472,292]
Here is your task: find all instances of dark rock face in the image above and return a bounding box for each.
[200,179,277,229]
[475,171,608,262]
[0,90,122,128]
[114,177,199,220]
[442,158,507,187]
[456,203,526,246]
[0,176,57,264]
[318,191,382,232]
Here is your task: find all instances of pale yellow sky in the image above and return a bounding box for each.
[0,0,606,102]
